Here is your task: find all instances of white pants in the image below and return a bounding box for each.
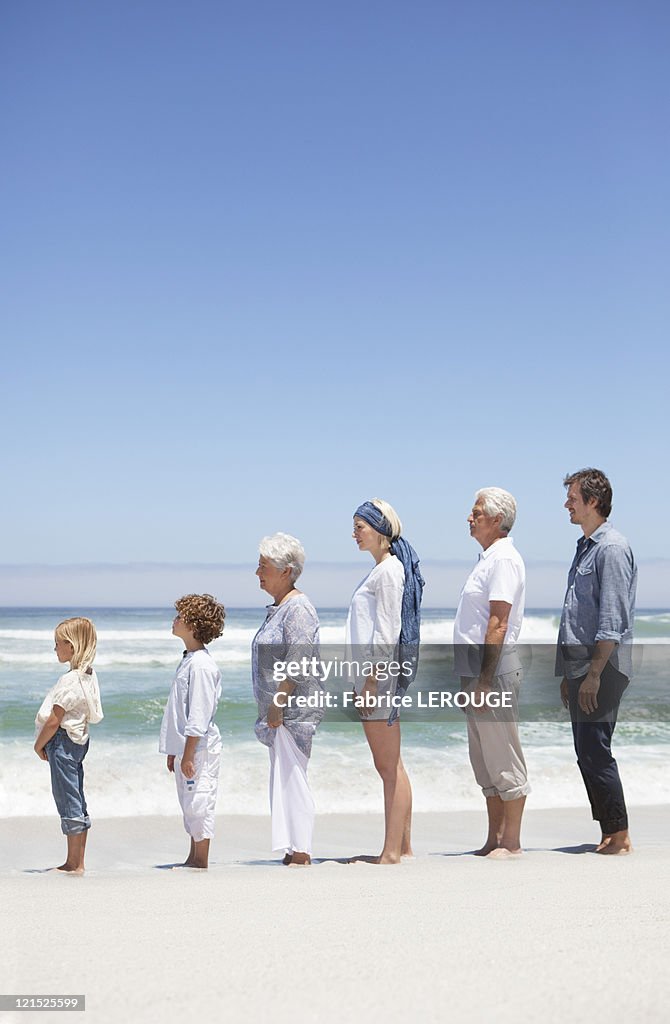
[175,734,221,842]
[269,725,315,855]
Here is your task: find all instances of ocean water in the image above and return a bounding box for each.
[1,607,669,817]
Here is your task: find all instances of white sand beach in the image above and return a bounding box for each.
[2,806,669,1024]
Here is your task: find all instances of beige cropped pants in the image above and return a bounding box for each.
[462,670,531,801]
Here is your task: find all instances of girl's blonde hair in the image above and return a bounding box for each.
[55,617,97,671]
[371,497,402,551]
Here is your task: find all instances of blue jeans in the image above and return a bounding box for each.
[567,664,629,835]
[46,728,90,835]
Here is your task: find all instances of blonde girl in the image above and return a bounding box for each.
[34,617,103,873]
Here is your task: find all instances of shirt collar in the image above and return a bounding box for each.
[478,536,514,561]
[578,521,611,549]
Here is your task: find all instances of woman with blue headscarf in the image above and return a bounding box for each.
[345,498,424,864]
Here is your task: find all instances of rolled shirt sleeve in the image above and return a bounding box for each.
[184,662,220,738]
[371,579,403,659]
[594,543,637,643]
[556,524,637,679]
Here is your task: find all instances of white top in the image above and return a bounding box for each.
[35,669,104,745]
[344,555,404,690]
[159,648,222,756]
[453,537,526,676]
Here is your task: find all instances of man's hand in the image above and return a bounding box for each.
[167,755,175,773]
[267,701,284,729]
[34,746,48,761]
[560,678,569,710]
[180,758,195,779]
[578,672,601,715]
[358,677,378,719]
[471,679,492,714]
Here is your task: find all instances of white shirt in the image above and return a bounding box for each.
[453,537,526,676]
[35,669,104,745]
[344,555,404,690]
[159,648,222,756]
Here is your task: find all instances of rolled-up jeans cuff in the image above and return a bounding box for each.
[61,816,91,835]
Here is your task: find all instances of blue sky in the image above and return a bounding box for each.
[1,2,668,598]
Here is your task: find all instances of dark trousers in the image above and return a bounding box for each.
[567,664,629,835]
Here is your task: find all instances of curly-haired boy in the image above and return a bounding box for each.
[159,594,226,868]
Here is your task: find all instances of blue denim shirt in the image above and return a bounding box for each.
[556,522,637,680]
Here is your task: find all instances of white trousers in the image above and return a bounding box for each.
[269,725,315,855]
[175,734,221,842]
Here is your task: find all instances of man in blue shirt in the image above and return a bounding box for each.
[556,468,637,855]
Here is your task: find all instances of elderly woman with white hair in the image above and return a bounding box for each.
[252,532,324,866]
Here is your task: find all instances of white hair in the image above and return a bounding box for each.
[475,487,517,534]
[258,532,305,583]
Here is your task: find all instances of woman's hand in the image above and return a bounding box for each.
[34,746,48,761]
[358,676,378,718]
[166,755,175,773]
[180,758,195,779]
[267,702,284,729]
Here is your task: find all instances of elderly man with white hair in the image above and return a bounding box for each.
[453,487,530,858]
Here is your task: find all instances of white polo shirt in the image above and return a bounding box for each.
[453,537,525,677]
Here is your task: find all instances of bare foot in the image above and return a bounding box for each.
[290,852,311,865]
[288,853,311,868]
[349,852,402,865]
[486,847,522,859]
[474,842,500,857]
[377,853,401,865]
[52,864,84,874]
[596,830,632,855]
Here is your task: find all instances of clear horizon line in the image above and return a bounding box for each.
[1,557,667,570]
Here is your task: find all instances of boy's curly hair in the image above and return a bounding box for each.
[175,594,226,645]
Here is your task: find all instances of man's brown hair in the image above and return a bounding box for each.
[563,468,612,518]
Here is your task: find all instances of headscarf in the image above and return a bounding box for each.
[354,502,425,723]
